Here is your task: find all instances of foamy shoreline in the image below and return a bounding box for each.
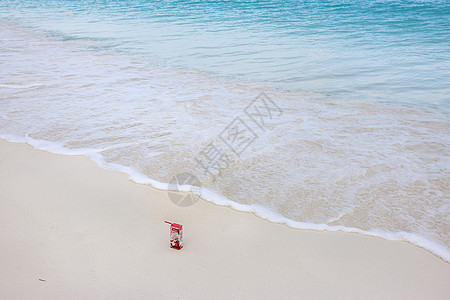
[2,20,450,261]
[4,133,449,263]
[1,139,449,299]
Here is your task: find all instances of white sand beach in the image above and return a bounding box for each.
[1,139,449,299]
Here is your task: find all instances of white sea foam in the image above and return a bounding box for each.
[2,132,449,262]
[1,22,449,262]
[0,83,45,89]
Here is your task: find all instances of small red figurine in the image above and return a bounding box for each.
[165,221,183,250]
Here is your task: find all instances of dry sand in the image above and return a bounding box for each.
[1,139,449,299]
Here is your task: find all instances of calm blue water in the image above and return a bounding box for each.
[1,0,449,261]
[2,0,449,112]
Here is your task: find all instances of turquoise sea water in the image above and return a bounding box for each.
[2,0,450,111]
[1,0,449,260]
